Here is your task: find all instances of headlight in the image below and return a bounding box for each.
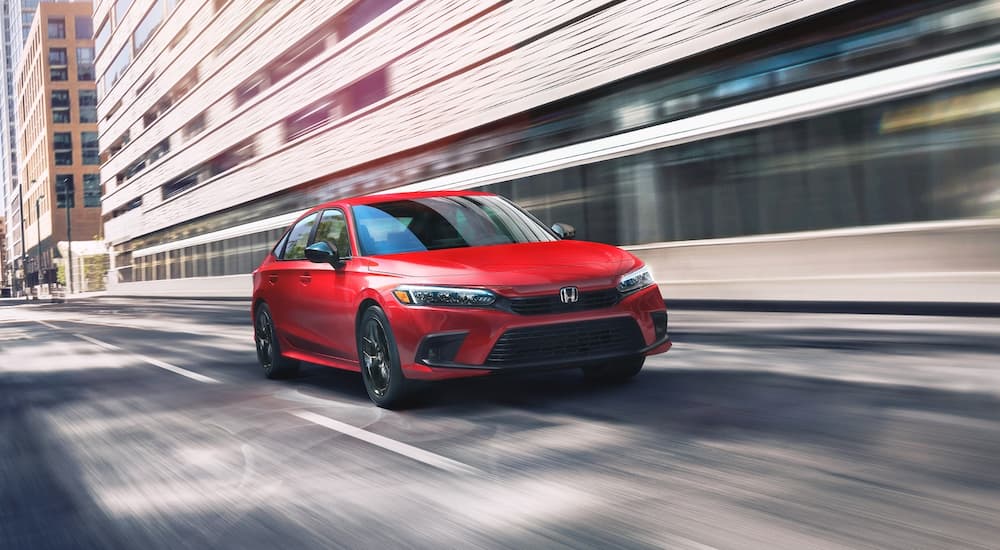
[617,266,654,294]
[392,285,497,307]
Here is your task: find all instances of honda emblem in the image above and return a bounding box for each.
[559,286,579,304]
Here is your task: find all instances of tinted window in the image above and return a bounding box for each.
[352,195,555,256]
[281,213,318,260]
[312,209,351,257]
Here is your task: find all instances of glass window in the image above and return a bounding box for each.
[284,96,338,141]
[48,48,67,65]
[77,90,97,122]
[47,17,65,39]
[343,68,388,113]
[95,19,110,53]
[209,139,254,176]
[281,213,318,260]
[353,196,555,255]
[54,132,72,165]
[337,0,401,38]
[83,174,101,207]
[182,112,206,138]
[116,0,133,23]
[82,132,99,165]
[51,90,70,122]
[77,47,95,81]
[105,44,130,90]
[312,209,351,256]
[234,73,267,106]
[50,67,68,81]
[161,170,200,199]
[75,16,93,39]
[148,138,170,162]
[56,174,74,208]
[133,0,164,53]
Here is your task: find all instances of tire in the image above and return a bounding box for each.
[254,303,300,379]
[358,305,411,409]
[582,356,645,383]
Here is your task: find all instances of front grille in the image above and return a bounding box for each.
[486,317,643,366]
[505,288,620,315]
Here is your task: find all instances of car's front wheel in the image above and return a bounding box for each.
[358,305,411,409]
[582,356,645,383]
[255,303,300,379]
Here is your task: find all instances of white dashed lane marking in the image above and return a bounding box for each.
[292,410,480,475]
[39,320,222,384]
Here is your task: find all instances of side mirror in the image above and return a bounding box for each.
[304,241,340,266]
[551,222,576,240]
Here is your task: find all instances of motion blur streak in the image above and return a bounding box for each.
[3,299,1000,548]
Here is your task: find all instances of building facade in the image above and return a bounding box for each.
[3,0,87,295]
[96,0,1000,301]
[16,0,99,291]
[0,215,7,288]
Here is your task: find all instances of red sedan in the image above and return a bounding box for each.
[252,191,671,407]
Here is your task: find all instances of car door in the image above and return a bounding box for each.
[298,208,358,360]
[269,212,319,353]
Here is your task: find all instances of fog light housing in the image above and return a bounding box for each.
[651,311,668,340]
[415,332,467,365]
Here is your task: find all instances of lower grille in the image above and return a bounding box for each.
[486,317,643,366]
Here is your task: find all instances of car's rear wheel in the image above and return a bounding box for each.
[255,303,300,379]
[582,356,645,382]
[358,305,411,409]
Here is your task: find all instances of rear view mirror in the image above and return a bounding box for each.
[551,222,576,239]
[304,241,340,266]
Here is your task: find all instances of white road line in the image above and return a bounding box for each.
[60,318,251,341]
[73,333,121,351]
[69,332,220,384]
[36,320,61,330]
[292,410,480,475]
[136,354,220,384]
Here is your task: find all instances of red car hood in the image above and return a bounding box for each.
[365,240,642,295]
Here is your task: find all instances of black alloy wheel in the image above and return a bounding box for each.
[255,303,299,379]
[358,305,411,408]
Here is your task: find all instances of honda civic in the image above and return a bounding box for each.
[252,191,671,408]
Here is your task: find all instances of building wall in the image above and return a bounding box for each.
[96,0,853,249]
[0,215,7,286]
[16,0,99,277]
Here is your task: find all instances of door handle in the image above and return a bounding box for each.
[299,273,312,284]
[267,274,278,284]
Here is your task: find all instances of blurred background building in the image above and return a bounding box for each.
[95,0,1000,301]
[14,0,99,294]
[3,0,92,296]
[0,215,7,290]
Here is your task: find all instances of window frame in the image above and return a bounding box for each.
[278,212,320,261]
[309,208,354,259]
[47,17,66,39]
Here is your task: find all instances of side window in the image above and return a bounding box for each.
[313,209,351,256]
[282,213,318,260]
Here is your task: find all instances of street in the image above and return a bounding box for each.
[2,298,999,549]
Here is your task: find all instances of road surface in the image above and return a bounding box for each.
[2,298,999,549]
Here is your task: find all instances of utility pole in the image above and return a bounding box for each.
[18,180,27,298]
[35,192,45,297]
[65,182,73,294]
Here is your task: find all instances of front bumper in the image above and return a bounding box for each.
[383,284,670,380]
[419,332,672,371]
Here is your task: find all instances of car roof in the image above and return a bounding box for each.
[314,190,497,210]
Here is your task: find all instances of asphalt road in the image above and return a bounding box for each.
[2,298,999,549]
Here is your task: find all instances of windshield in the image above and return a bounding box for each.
[352,195,556,255]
